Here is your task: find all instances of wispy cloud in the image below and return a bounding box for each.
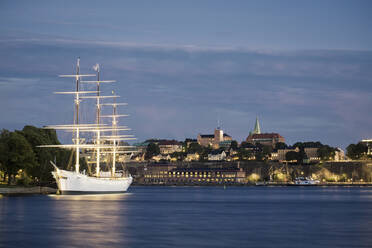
[0,35,371,148]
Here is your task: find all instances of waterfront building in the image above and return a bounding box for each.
[158,140,183,154]
[143,164,177,182]
[304,147,320,161]
[208,150,227,161]
[185,153,200,162]
[197,127,232,149]
[152,154,172,162]
[143,164,246,184]
[334,148,346,161]
[246,117,285,147]
[271,147,300,161]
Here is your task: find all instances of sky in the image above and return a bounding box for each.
[0,0,371,149]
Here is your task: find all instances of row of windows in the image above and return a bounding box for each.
[144,174,238,178]
[145,178,236,182]
[156,171,236,176]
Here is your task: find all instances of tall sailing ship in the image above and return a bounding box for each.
[40,58,134,194]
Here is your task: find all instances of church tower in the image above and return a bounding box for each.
[253,116,261,134]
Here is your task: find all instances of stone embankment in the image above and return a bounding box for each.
[0,186,57,196]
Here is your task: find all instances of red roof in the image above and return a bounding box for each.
[248,133,283,139]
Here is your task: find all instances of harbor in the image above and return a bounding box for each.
[1,1,371,247]
[1,186,372,248]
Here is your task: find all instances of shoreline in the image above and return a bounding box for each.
[133,183,372,187]
[0,186,57,196]
[1,183,372,196]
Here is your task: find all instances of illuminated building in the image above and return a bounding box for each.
[246,117,285,147]
[143,164,246,184]
[271,147,300,161]
[334,148,345,161]
[197,127,232,149]
[304,147,320,161]
[208,150,227,161]
[361,139,372,155]
[157,140,183,154]
[185,153,200,161]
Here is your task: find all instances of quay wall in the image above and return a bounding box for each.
[126,161,372,184]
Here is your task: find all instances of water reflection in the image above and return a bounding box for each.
[48,193,131,247]
[48,193,132,201]
[1,187,372,248]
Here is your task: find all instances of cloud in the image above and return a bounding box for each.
[0,35,371,149]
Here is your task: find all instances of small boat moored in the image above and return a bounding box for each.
[294,177,320,185]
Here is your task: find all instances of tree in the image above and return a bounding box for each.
[275,142,287,150]
[262,146,273,156]
[347,143,368,160]
[0,129,11,181]
[170,152,186,161]
[230,140,238,150]
[187,142,203,154]
[0,130,36,184]
[0,126,89,185]
[240,141,255,149]
[19,126,58,183]
[237,148,254,161]
[19,125,75,185]
[254,143,272,161]
[317,145,336,161]
[294,141,323,149]
[199,146,212,161]
[285,151,300,162]
[293,142,303,149]
[145,142,160,160]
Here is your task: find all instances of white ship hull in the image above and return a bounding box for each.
[52,167,132,194]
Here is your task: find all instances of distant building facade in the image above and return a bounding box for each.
[246,117,285,147]
[334,148,346,161]
[185,153,200,162]
[247,133,285,147]
[271,147,300,161]
[158,140,183,154]
[143,164,246,184]
[197,128,232,149]
[208,150,227,161]
[304,147,320,161]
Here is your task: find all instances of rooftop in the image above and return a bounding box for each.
[248,133,284,139]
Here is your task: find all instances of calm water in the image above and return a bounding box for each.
[1,186,372,248]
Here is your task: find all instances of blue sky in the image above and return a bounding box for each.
[0,0,371,149]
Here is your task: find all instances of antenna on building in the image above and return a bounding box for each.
[217,113,221,130]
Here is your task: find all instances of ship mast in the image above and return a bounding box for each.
[74,58,81,173]
[100,99,137,177]
[57,58,96,173]
[80,66,116,177]
[112,91,118,177]
[95,64,101,177]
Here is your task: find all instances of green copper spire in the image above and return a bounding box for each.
[253,116,261,134]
